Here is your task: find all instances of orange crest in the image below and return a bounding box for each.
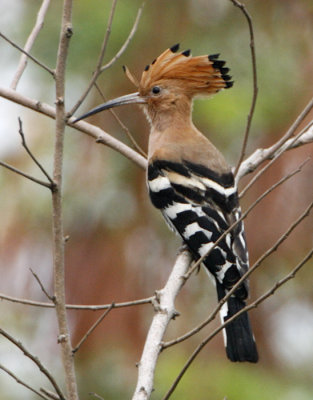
[139,44,233,97]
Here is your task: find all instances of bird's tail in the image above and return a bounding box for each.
[219,295,258,363]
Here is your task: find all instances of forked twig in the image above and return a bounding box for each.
[69,0,118,116]
[69,0,145,117]
[0,329,66,400]
[100,1,146,73]
[0,364,50,400]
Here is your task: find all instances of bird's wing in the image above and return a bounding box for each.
[147,159,249,298]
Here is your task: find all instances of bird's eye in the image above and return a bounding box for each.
[151,86,161,95]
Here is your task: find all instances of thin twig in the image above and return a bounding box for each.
[89,392,105,400]
[0,292,153,310]
[69,0,145,118]
[68,0,118,116]
[230,0,258,176]
[30,268,55,302]
[239,119,313,197]
[0,364,50,400]
[40,388,60,400]
[162,248,313,400]
[163,197,313,349]
[0,160,52,189]
[0,329,66,400]
[100,1,146,73]
[237,95,313,186]
[10,0,52,89]
[0,31,54,78]
[94,82,147,157]
[18,117,55,186]
[72,303,115,354]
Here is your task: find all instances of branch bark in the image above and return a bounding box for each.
[132,250,192,400]
[52,1,78,399]
[10,0,52,89]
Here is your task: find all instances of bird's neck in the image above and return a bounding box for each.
[146,98,193,132]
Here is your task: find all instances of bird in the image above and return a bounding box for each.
[74,44,258,363]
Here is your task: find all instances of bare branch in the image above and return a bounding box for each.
[30,268,55,302]
[100,1,146,73]
[69,0,145,117]
[53,1,78,399]
[0,292,153,310]
[0,364,50,400]
[0,86,147,170]
[237,96,313,185]
[163,248,313,400]
[0,329,66,400]
[229,0,258,176]
[68,0,118,116]
[40,388,61,400]
[72,303,114,354]
[132,250,192,400]
[94,83,147,157]
[0,31,54,78]
[10,0,52,89]
[0,160,52,189]
[18,117,55,187]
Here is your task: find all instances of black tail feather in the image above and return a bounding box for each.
[220,296,258,363]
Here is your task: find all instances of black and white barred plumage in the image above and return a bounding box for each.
[148,159,258,362]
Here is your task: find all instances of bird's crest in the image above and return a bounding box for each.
[138,43,233,97]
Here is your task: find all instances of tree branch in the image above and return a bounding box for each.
[69,0,145,117]
[0,31,54,78]
[18,117,55,186]
[236,96,313,185]
[10,0,52,89]
[0,328,65,400]
[0,364,50,400]
[0,292,153,310]
[68,0,118,116]
[0,86,147,169]
[52,1,78,399]
[230,0,258,176]
[72,303,114,354]
[0,160,52,189]
[132,249,192,400]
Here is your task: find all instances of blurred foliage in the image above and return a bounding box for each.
[0,0,313,399]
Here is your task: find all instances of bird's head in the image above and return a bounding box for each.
[74,44,233,124]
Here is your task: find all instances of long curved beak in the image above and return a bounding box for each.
[73,92,146,123]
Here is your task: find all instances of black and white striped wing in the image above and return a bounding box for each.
[147,159,249,299]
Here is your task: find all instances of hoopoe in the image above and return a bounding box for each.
[75,44,258,363]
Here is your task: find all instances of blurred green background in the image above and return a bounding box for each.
[0,0,312,399]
